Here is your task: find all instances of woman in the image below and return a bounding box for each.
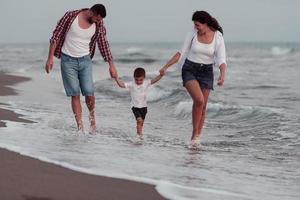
[160,11,226,144]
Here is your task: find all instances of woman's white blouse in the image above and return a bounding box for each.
[178,29,226,68]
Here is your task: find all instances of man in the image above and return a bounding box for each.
[45,4,117,133]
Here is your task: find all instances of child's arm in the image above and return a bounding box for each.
[159,52,181,74]
[151,70,165,85]
[114,77,126,88]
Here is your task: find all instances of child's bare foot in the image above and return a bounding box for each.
[137,134,143,140]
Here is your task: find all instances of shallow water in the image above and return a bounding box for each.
[0,42,300,200]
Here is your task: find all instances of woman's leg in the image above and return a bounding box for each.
[196,88,210,138]
[185,80,204,141]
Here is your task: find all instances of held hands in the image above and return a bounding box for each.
[45,58,53,74]
[159,68,166,76]
[159,66,167,76]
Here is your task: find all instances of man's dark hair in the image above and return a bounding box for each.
[134,67,146,78]
[90,4,106,18]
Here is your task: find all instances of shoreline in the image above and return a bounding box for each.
[0,73,167,200]
[0,73,34,127]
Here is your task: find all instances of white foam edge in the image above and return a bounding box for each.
[0,139,157,187]
[0,121,251,200]
[156,180,251,200]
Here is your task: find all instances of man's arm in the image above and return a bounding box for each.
[45,11,70,74]
[108,60,118,78]
[97,24,117,78]
[114,77,126,88]
[45,42,57,74]
[49,11,71,44]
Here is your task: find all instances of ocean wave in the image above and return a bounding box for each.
[95,79,179,102]
[174,101,283,121]
[0,140,251,200]
[174,101,192,118]
[156,180,250,200]
[114,57,159,64]
[95,79,129,99]
[271,46,294,56]
[147,86,173,102]
[126,47,143,55]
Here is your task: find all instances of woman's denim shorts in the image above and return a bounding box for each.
[181,59,214,90]
[60,53,94,96]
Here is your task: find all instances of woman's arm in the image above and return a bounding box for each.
[160,30,195,74]
[114,77,126,88]
[215,32,226,86]
[217,63,226,86]
[160,52,181,74]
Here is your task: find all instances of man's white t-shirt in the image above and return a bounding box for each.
[62,15,96,57]
[124,80,151,108]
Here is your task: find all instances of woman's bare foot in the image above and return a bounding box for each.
[191,134,200,145]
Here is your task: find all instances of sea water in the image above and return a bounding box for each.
[0,42,299,200]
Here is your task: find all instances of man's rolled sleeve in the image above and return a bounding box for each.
[97,26,113,62]
[49,11,70,44]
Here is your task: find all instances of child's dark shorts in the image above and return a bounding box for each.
[182,59,214,90]
[132,107,147,120]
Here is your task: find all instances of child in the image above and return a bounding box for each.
[114,67,164,137]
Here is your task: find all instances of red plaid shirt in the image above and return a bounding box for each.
[50,9,113,61]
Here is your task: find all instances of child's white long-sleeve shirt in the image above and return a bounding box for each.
[125,80,151,108]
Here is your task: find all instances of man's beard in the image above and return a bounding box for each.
[87,17,93,24]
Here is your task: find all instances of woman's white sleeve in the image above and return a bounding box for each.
[178,30,195,64]
[215,34,226,67]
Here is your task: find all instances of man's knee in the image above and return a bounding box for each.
[85,95,95,101]
[72,95,80,100]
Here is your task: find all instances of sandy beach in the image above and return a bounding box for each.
[0,73,166,200]
[0,73,33,127]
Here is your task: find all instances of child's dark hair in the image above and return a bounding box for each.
[134,67,146,78]
[90,4,106,18]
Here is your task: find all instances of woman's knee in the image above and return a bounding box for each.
[193,97,204,107]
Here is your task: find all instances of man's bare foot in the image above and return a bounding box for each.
[89,110,96,134]
[77,123,84,133]
[74,113,84,133]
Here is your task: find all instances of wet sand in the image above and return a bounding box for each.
[0,73,33,127]
[0,73,166,200]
